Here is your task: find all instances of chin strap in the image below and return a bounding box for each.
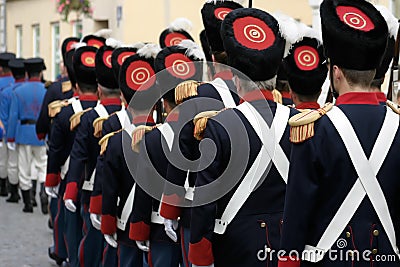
[249,0,252,8]
[329,63,339,100]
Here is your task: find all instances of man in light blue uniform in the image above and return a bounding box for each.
[0,52,16,196]
[7,58,47,213]
[0,58,26,203]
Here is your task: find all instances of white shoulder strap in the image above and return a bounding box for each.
[94,104,109,118]
[71,98,83,114]
[303,107,399,262]
[116,109,127,128]
[117,183,136,230]
[158,123,174,151]
[209,78,237,108]
[214,102,290,234]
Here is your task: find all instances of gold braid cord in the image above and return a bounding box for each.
[193,110,220,141]
[131,125,158,153]
[93,117,109,138]
[175,80,200,104]
[48,100,70,118]
[98,129,122,156]
[69,108,93,131]
[289,103,333,143]
[272,89,283,104]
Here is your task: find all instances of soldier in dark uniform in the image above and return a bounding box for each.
[64,42,124,266]
[45,45,99,267]
[35,37,79,141]
[279,1,400,266]
[129,43,204,267]
[188,8,297,267]
[0,58,25,203]
[282,29,327,110]
[100,44,160,267]
[159,3,243,266]
[371,5,398,105]
[0,52,16,196]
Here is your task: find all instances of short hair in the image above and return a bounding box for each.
[370,78,384,89]
[98,84,120,97]
[27,72,41,79]
[77,81,97,93]
[276,80,290,92]
[213,51,228,65]
[297,90,321,103]
[238,76,277,93]
[341,68,376,88]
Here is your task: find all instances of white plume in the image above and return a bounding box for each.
[375,5,399,38]
[273,12,304,57]
[137,43,161,59]
[106,38,123,48]
[296,23,322,44]
[131,42,146,50]
[94,29,113,39]
[205,0,246,5]
[178,40,206,60]
[72,42,87,50]
[169,18,193,32]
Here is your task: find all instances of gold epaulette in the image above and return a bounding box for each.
[175,80,201,104]
[93,116,109,138]
[289,103,333,143]
[272,89,283,104]
[69,108,93,131]
[193,110,220,141]
[131,125,158,153]
[99,129,122,155]
[45,81,53,89]
[386,100,400,115]
[48,99,69,118]
[62,81,72,93]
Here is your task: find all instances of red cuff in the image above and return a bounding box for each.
[188,238,214,266]
[278,256,301,267]
[129,221,150,241]
[101,214,117,235]
[160,194,182,220]
[64,182,78,202]
[37,133,46,140]
[7,138,14,142]
[45,173,61,187]
[89,195,102,214]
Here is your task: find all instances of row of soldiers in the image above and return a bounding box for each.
[1,0,399,266]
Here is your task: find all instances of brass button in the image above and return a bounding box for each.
[260,222,266,228]
[372,249,378,255]
[373,230,379,237]
[346,232,351,238]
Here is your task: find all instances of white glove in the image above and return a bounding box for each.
[90,213,101,230]
[104,234,118,248]
[65,199,77,213]
[45,185,59,198]
[7,142,16,151]
[192,264,215,267]
[164,219,178,242]
[136,240,150,252]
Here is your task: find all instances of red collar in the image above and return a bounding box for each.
[296,102,320,110]
[214,70,233,81]
[240,89,275,104]
[375,92,387,103]
[336,92,379,105]
[100,98,121,106]
[166,112,179,122]
[73,92,79,97]
[133,115,155,124]
[281,91,291,99]
[29,77,41,82]
[0,73,12,78]
[15,78,25,83]
[79,94,98,101]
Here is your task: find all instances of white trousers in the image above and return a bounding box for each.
[0,140,8,178]
[18,145,47,191]
[7,147,18,185]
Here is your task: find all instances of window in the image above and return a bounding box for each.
[16,25,22,57]
[32,24,40,57]
[51,22,60,80]
[73,20,83,39]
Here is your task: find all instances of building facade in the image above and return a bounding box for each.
[4,0,398,81]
